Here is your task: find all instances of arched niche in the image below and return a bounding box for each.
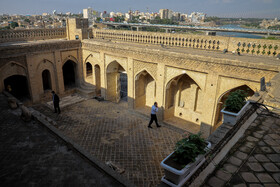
[212,85,254,132]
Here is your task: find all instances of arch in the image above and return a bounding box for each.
[165,74,202,124]
[84,54,93,63]
[0,61,27,80]
[106,61,127,103]
[166,72,204,91]
[4,75,30,100]
[212,85,254,132]
[62,55,78,67]
[135,68,156,82]
[36,59,54,72]
[85,62,93,84]
[86,62,93,78]
[42,69,52,91]
[63,60,76,89]
[135,70,156,108]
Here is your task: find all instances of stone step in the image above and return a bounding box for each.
[46,94,87,109]
[76,88,95,98]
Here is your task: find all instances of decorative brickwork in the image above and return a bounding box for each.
[0,28,66,43]
[92,29,280,57]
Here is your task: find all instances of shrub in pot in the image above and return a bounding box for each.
[172,133,207,168]
[161,133,210,186]
[221,89,250,125]
[224,89,248,113]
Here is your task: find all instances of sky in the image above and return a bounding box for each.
[0,0,279,18]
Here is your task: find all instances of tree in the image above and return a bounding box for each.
[24,19,30,23]
[114,16,125,23]
[10,22,19,29]
[96,17,102,23]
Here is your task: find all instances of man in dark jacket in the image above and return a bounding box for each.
[52,91,60,114]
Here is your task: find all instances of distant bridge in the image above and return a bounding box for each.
[103,22,280,36]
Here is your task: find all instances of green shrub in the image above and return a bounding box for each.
[224,89,248,113]
[172,133,207,166]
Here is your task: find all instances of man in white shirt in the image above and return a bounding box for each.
[148,102,161,128]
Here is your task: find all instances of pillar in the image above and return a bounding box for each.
[127,57,134,109]
[54,51,64,94]
[200,73,219,138]
[156,63,165,122]
[100,52,106,98]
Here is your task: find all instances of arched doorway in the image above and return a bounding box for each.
[135,70,155,108]
[4,75,30,100]
[106,61,127,103]
[85,62,93,84]
[42,69,52,91]
[213,85,254,132]
[63,60,76,89]
[164,74,202,131]
[94,64,101,95]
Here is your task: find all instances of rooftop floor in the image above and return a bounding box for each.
[204,110,280,186]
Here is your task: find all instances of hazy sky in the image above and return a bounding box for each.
[0,0,279,18]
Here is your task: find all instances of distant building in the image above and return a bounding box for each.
[83,7,99,26]
[188,12,206,23]
[159,9,173,19]
[260,18,280,29]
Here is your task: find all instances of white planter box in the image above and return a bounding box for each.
[160,142,211,187]
[221,101,250,126]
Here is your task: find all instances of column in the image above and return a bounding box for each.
[127,57,134,109]
[156,63,166,122]
[200,73,219,138]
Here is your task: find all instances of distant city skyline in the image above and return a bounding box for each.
[0,0,280,18]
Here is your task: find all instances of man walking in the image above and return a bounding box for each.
[148,102,161,128]
[52,91,60,114]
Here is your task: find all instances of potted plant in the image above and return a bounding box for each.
[160,133,211,187]
[221,89,250,125]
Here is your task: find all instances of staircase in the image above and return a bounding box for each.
[76,81,96,98]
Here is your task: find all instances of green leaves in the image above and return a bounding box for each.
[172,133,207,166]
[224,89,248,113]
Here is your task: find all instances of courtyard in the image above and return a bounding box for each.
[33,96,186,186]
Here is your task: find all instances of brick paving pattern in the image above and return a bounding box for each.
[33,99,184,186]
[204,111,280,187]
[0,94,124,187]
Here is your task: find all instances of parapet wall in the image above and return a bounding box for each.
[92,29,280,57]
[0,28,67,43]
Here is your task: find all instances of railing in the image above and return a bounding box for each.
[0,28,67,43]
[92,29,280,57]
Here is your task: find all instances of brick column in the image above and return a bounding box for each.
[54,51,64,94]
[156,63,165,122]
[127,58,134,109]
[26,54,39,102]
[200,73,219,138]
[100,52,106,98]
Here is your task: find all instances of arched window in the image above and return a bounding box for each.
[42,69,51,91]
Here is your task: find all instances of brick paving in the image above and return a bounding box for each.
[33,99,185,186]
[0,93,124,187]
[204,111,280,187]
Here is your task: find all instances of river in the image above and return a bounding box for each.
[216,24,263,39]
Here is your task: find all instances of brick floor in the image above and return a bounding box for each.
[0,94,123,186]
[33,99,184,186]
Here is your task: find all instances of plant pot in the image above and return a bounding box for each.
[221,101,250,126]
[160,142,211,187]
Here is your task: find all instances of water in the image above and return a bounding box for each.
[216,24,263,39]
